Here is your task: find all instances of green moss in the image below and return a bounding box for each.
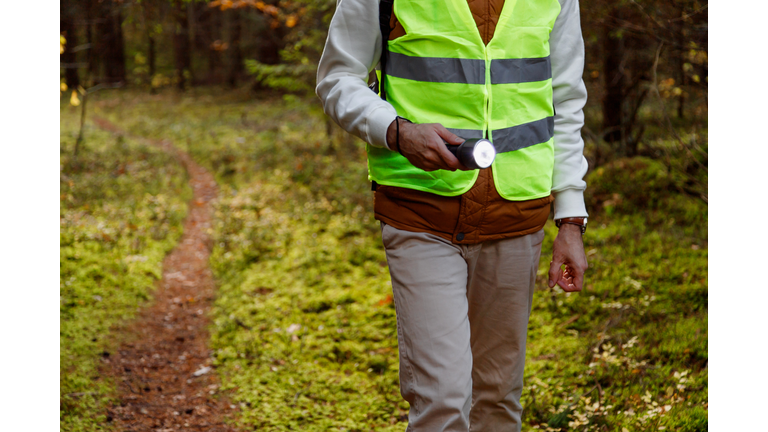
[585,156,708,229]
[60,103,191,431]
[88,89,708,431]
[662,406,708,431]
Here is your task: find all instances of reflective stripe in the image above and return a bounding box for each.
[446,117,553,153]
[490,57,551,84]
[386,52,485,84]
[387,52,551,85]
[446,128,484,139]
[492,117,554,153]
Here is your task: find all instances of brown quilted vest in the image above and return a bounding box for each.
[373,0,554,244]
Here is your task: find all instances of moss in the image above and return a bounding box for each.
[585,156,708,229]
[662,406,708,431]
[85,89,708,431]
[60,103,191,431]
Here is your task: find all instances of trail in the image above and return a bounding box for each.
[93,117,240,432]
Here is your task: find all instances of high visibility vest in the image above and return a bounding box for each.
[367,0,561,200]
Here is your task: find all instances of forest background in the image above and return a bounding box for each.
[57,0,709,431]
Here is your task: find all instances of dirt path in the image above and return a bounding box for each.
[93,117,241,432]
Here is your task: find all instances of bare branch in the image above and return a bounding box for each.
[667,5,709,23]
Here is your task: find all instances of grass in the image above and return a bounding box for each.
[60,102,191,431]
[81,87,707,431]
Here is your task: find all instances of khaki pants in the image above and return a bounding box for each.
[381,223,545,432]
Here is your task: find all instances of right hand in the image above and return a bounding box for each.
[386,120,469,172]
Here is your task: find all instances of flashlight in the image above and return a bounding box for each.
[445,138,496,170]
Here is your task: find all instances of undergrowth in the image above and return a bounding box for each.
[60,103,191,431]
[91,88,707,431]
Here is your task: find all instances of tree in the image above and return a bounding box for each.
[226,7,244,87]
[174,0,193,90]
[237,0,336,94]
[94,0,127,84]
[582,0,708,157]
[60,0,81,88]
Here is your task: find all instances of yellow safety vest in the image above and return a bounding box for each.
[367,0,561,200]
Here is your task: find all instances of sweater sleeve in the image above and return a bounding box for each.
[316,0,398,149]
[550,0,589,219]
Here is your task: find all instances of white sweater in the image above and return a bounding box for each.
[316,0,589,219]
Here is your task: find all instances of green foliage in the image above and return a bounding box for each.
[208,177,405,429]
[245,61,317,94]
[246,0,337,95]
[664,406,708,431]
[587,157,674,209]
[90,89,708,431]
[60,103,191,431]
[523,211,707,431]
[585,152,707,229]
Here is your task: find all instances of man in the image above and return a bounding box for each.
[316,0,588,430]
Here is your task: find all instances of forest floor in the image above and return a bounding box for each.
[61,88,708,432]
[91,117,242,432]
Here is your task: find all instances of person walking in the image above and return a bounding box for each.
[316,0,589,430]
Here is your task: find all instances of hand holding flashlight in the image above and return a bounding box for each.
[386,120,468,171]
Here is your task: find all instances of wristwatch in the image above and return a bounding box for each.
[555,217,588,234]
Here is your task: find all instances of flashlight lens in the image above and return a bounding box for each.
[472,140,496,168]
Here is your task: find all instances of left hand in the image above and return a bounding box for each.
[548,224,588,292]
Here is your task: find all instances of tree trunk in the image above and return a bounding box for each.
[195,3,219,85]
[96,1,126,84]
[60,14,80,89]
[602,17,624,147]
[141,1,156,91]
[188,2,198,85]
[105,8,126,83]
[207,9,222,85]
[174,1,193,91]
[257,23,283,65]
[227,10,243,88]
[149,36,156,82]
[676,6,686,120]
[113,9,126,82]
[86,1,97,86]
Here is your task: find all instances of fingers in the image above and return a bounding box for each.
[548,258,564,288]
[433,140,461,171]
[551,256,585,292]
[434,124,464,145]
[397,122,457,171]
[550,228,588,293]
[573,268,584,292]
[558,266,582,292]
[430,125,463,171]
[398,123,470,171]
[556,264,585,292]
[417,145,456,171]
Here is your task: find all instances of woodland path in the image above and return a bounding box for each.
[93,117,241,432]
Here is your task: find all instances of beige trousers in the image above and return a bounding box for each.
[381,223,544,432]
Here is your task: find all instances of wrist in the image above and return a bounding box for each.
[558,223,582,235]
[555,217,587,234]
[386,116,413,154]
[386,120,398,150]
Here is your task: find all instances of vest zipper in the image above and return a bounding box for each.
[483,46,491,140]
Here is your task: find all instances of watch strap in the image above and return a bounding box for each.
[555,217,587,234]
